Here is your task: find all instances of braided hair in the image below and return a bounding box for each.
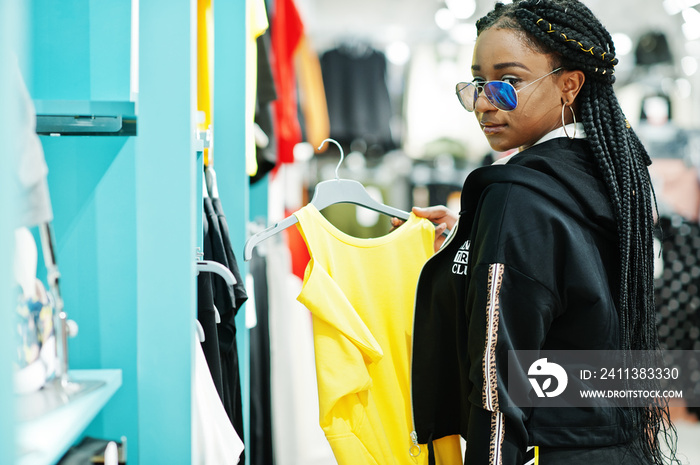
[476,1,677,463]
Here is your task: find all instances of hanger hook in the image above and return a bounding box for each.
[318,138,344,181]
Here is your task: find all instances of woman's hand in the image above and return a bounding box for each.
[391,205,457,252]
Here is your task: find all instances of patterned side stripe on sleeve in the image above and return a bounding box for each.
[489,411,505,465]
[482,263,504,412]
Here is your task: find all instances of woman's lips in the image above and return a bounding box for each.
[480,122,506,135]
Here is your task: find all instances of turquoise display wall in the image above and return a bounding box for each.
[28,0,141,460]
[21,0,247,462]
[0,1,23,462]
[30,1,131,100]
[136,0,197,462]
[214,0,251,460]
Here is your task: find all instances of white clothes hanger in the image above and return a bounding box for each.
[243,138,410,261]
[195,260,234,326]
[196,260,236,286]
[195,320,206,342]
[205,165,220,199]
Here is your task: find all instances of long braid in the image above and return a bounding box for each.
[477,1,677,463]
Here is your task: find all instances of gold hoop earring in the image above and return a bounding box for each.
[562,102,577,139]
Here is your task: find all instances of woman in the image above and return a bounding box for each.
[406,1,679,464]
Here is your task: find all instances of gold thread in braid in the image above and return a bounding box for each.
[536,18,616,66]
[537,18,555,33]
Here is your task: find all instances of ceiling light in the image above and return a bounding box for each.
[386,41,411,66]
[663,0,700,15]
[435,8,456,31]
[449,23,478,45]
[681,56,699,75]
[445,0,476,19]
[611,33,633,56]
[682,8,700,40]
[676,78,692,98]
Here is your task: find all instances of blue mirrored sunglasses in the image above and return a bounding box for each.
[456,67,562,112]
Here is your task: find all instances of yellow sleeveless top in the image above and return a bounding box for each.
[294,204,462,465]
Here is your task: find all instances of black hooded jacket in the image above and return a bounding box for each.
[411,138,637,464]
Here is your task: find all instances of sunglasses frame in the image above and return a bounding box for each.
[456,67,563,112]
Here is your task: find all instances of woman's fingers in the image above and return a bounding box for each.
[392,207,455,251]
[433,222,448,252]
[412,206,457,230]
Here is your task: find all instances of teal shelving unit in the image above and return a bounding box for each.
[16,370,122,465]
[9,0,250,463]
[135,0,197,462]
[213,1,250,460]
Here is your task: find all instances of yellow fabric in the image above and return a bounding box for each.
[197,0,213,165]
[295,205,462,465]
[245,0,269,176]
[295,35,330,149]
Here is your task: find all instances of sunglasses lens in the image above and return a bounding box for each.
[483,81,517,111]
[456,82,478,112]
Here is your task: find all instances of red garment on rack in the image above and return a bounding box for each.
[270,0,304,167]
[284,209,311,281]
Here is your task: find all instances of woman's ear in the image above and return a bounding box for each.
[561,70,585,104]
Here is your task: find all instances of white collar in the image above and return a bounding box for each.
[493,123,587,165]
[535,122,586,145]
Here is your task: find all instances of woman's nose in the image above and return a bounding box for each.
[473,91,495,112]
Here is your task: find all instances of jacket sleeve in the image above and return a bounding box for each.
[462,184,561,464]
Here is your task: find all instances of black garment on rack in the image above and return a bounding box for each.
[251,29,278,184]
[249,247,275,465]
[655,216,700,417]
[197,269,224,400]
[203,197,247,454]
[211,197,248,308]
[320,44,394,151]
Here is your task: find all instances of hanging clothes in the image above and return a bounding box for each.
[266,237,336,465]
[293,205,462,464]
[402,43,489,161]
[197,0,213,166]
[201,195,248,456]
[210,197,248,308]
[246,0,270,176]
[192,331,245,465]
[285,216,311,281]
[197,269,224,400]
[14,54,52,228]
[296,35,330,150]
[251,28,278,184]
[249,248,275,465]
[270,0,304,167]
[655,216,700,415]
[320,44,394,152]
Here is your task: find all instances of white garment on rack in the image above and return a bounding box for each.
[403,43,490,162]
[267,239,336,465]
[13,55,53,228]
[192,332,244,465]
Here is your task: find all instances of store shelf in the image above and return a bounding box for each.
[15,369,122,465]
[34,100,136,136]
